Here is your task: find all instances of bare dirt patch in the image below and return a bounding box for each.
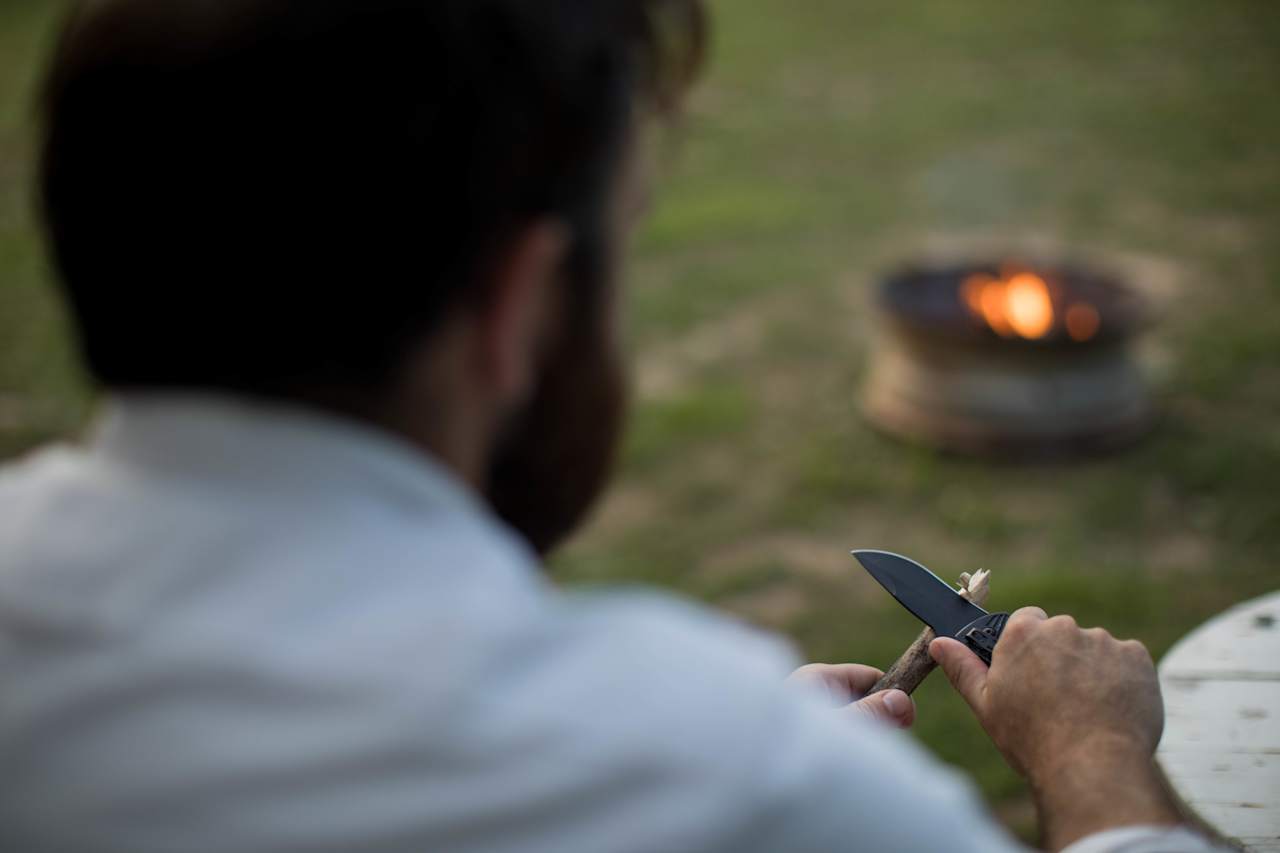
[700,532,869,586]
[720,582,812,630]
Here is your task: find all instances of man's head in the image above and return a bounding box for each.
[38,0,705,553]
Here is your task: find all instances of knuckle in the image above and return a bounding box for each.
[1124,639,1153,660]
[1005,607,1046,639]
[1001,620,1032,644]
[787,664,826,683]
[1048,614,1078,632]
[1002,615,1028,634]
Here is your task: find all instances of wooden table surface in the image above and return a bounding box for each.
[1157,590,1280,852]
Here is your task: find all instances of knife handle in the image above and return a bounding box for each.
[956,612,1009,666]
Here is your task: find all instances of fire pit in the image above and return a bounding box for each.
[861,259,1152,457]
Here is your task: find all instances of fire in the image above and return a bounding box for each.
[960,269,1098,342]
[1065,302,1101,342]
[1004,273,1055,339]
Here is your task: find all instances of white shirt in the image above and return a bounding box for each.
[0,396,1218,852]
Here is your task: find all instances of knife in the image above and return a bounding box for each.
[852,549,1009,665]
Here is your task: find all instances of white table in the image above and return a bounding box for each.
[1158,591,1280,852]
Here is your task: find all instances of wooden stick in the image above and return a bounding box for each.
[870,569,990,695]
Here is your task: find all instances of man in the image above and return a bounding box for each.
[0,1,1222,851]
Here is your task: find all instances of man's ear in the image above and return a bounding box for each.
[478,219,571,406]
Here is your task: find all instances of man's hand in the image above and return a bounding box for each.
[930,607,1184,851]
[786,663,915,729]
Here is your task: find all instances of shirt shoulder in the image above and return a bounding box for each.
[0,431,1022,853]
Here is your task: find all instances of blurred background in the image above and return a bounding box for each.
[2,0,1278,840]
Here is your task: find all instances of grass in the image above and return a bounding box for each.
[3,0,1279,843]
[0,1,90,456]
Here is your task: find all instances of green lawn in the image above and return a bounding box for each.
[3,0,1279,843]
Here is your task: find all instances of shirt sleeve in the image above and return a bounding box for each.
[1061,826,1232,853]
[539,590,1032,853]
[732,682,1030,852]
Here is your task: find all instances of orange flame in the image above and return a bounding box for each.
[960,269,1096,342]
[1004,273,1054,339]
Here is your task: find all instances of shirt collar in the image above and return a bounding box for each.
[91,392,486,517]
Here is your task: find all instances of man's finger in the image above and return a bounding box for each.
[999,606,1049,645]
[848,688,915,729]
[929,637,988,713]
[828,663,885,697]
[786,663,884,705]
[1009,605,1048,623]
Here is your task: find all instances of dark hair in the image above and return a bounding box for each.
[38,0,704,394]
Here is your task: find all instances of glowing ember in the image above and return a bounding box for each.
[961,273,992,316]
[960,269,1099,342]
[979,283,1014,337]
[1065,303,1101,342]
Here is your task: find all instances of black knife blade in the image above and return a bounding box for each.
[852,549,1009,665]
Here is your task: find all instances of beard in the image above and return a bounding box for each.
[483,285,628,557]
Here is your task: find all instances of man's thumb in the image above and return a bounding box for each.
[929,637,988,712]
[849,689,915,728]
